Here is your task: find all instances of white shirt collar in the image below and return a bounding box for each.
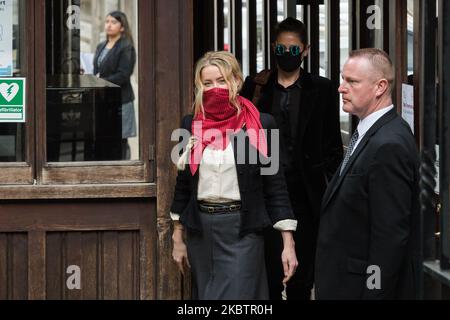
[357,105,395,138]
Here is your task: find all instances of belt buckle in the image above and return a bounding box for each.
[229,204,238,212]
[208,207,215,214]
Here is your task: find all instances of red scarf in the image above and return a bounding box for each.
[189,88,268,176]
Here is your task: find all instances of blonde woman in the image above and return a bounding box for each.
[170,51,298,300]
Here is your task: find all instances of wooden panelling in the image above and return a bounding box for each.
[45,232,63,300]
[103,232,119,300]
[0,201,141,232]
[0,184,156,201]
[81,232,99,300]
[0,167,33,185]
[45,231,140,300]
[0,234,28,300]
[42,165,146,185]
[0,234,7,299]
[28,231,46,300]
[0,199,155,300]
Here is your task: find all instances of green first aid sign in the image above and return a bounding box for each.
[0,78,26,123]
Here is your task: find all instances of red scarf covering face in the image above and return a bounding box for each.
[189,87,268,176]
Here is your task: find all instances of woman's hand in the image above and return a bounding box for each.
[281,231,298,285]
[172,223,191,276]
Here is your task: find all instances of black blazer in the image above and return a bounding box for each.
[170,113,295,237]
[241,70,343,220]
[315,108,420,300]
[93,37,136,104]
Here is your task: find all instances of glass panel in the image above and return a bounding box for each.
[256,0,265,72]
[373,0,384,49]
[0,0,26,162]
[319,0,329,78]
[223,0,231,51]
[277,0,285,23]
[339,0,351,145]
[45,0,139,162]
[242,0,249,76]
[296,4,303,20]
[407,0,414,77]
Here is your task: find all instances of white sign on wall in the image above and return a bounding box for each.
[0,0,13,76]
[402,84,414,134]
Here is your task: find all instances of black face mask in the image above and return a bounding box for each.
[276,52,303,73]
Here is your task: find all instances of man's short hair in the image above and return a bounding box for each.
[274,17,308,44]
[349,48,395,94]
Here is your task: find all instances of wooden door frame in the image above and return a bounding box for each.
[155,0,194,300]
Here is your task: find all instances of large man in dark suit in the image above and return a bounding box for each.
[241,18,343,300]
[315,48,420,300]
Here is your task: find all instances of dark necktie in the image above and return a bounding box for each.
[340,129,359,176]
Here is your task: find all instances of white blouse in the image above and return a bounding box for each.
[171,143,297,232]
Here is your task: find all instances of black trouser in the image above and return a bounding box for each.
[264,187,319,300]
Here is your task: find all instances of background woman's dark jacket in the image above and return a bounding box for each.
[93,37,136,104]
[170,113,295,237]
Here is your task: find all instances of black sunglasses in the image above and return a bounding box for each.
[275,44,302,57]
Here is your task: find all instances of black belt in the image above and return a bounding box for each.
[198,202,242,214]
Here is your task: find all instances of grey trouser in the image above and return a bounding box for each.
[187,211,269,300]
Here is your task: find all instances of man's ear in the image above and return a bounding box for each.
[302,44,311,58]
[376,79,389,98]
[271,42,276,53]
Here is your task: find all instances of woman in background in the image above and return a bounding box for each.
[93,11,137,160]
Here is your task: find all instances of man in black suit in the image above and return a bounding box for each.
[315,48,420,300]
[241,18,343,300]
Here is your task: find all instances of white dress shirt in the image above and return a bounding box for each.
[351,105,395,155]
[171,143,297,232]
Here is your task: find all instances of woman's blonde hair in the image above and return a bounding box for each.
[193,51,244,116]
